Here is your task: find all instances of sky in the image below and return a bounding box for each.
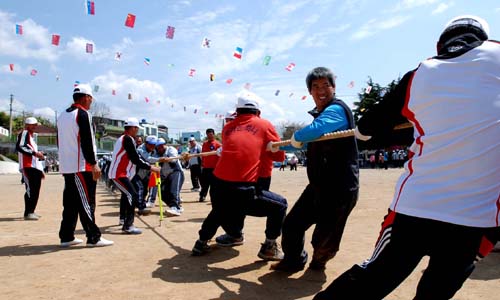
[0,0,499,138]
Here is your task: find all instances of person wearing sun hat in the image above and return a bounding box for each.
[314,15,499,300]
[16,116,45,221]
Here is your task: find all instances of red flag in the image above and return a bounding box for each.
[301,95,307,100]
[188,68,196,77]
[52,34,60,46]
[166,26,175,39]
[125,13,136,28]
[285,62,295,71]
[9,64,14,71]
[365,85,372,94]
[145,97,149,103]
[226,78,233,84]
[148,172,158,188]
[30,69,38,76]
[86,43,93,53]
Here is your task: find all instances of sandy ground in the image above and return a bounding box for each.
[0,167,499,300]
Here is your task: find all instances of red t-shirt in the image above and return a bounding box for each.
[201,139,222,168]
[258,150,285,178]
[214,114,280,182]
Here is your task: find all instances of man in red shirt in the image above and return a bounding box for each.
[198,128,221,202]
[192,91,287,261]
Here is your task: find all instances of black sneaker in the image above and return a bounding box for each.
[199,196,206,202]
[257,241,284,261]
[215,233,244,247]
[309,259,326,270]
[192,240,210,256]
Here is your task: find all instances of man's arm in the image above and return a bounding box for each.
[123,136,151,170]
[77,109,97,166]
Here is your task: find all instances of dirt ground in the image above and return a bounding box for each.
[1,167,499,299]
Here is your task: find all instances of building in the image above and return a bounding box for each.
[180,131,201,143]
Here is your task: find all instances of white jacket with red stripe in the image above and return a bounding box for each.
[16,129,43,172]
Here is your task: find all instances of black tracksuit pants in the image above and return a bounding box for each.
[21,167,43,216]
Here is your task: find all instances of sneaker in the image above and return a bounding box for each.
[257,241,284,261]
[166,207,181,217]
[199,196,206,202]
[60,238,84,248]
[146,202,155,208]
[179,206,185,213]
[87,237,114,247]
[270,260,305,273]
[191,187,201,192]
[122,226,142,234]
[215,233,244,247]
[24,213,39,221]
[192,240,211,256]
[118,218,124,225]
[138,208,151,215]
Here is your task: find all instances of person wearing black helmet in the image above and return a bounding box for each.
[314,15,500,300]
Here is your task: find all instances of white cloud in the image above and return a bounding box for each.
[432,2,453,14]
[33,107,56,120]
[351,16,411,40]
[303,24,351,48]
[389,0,439,12]
[0,11,59,62]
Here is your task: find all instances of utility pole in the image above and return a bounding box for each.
[8,94,13,139]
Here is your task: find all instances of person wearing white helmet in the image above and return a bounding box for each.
[109,117,161,234]
[57,84,113,247]
[314,15,499,300]
[16,117,45,220]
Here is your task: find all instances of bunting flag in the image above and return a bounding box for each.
[30,69,38,76]
[348,81,355,88]
[15,24,23,35]
[301,95,307,100]
[233,47,243,59]
[194,109,197,114]
[9,64,14,72]
[209,73,215,81]
[128,93,132,100]
[243,83,251,90]
[115,52,122,61]
[125,13,136,28]
[183,106,186,112]
[289,92,294,98]
[166,26,175,39]
[188,68,196,77]
[93,85,99,93]
[86,43,93,53]
[56,75,60,81]
[86,1,95,15]
[263,55,271,66]
[167,63,175,68]
[156,100,161,104]
[226,78,233,84]
[148,172,158,188]
[112,89,116,95]
[51,34,60,46]
[201,37,211,48]
[144,57,151,65]
[205,111,208,115]
[365,85,372,94]
[285,62,296,71]
[74,80,80,87]
[275,90,280,96]
[145,97,149,103]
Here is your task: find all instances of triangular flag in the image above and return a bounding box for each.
[125,13,136,28]
[30,69,38,76]
[188,68,196,77]
[115,52,122,61]
[166,26,175,39]
[145,97,149,103]
[74,80,80,87]
[148,172,158,188]
[144,57,151,65]
[51,34,60,46]
[9,64,14,72]
[301,95,307,100]
[233,47,243,59]
[226,78,233,84]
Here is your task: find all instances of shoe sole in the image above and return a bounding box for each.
[258,253,284,261]
[165,211,181,217]
[216,241,244,247]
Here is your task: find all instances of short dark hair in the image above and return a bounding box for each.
[236,107,259,115]
[306,67,335,92]
[206,128,215,134]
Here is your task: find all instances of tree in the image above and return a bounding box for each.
[276,121,306,140]
[0,111,9,128]
[90,101,111,119]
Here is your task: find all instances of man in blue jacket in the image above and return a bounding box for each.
[272,67,359,272]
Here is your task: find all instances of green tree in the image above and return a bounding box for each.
[0,111,9,128]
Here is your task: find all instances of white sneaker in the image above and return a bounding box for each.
[146,202,155,208]
[179,206,185,213]
[24,213,39,221]
[60,238,84,248]
[166,207,181,217]
[87,237,114,247]
[119,219,124,225]
[122,226,142,234]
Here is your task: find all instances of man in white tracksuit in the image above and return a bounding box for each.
[314,15,500,300]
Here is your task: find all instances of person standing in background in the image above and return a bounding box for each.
[198,128,221,202]
[16,117,45,221]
